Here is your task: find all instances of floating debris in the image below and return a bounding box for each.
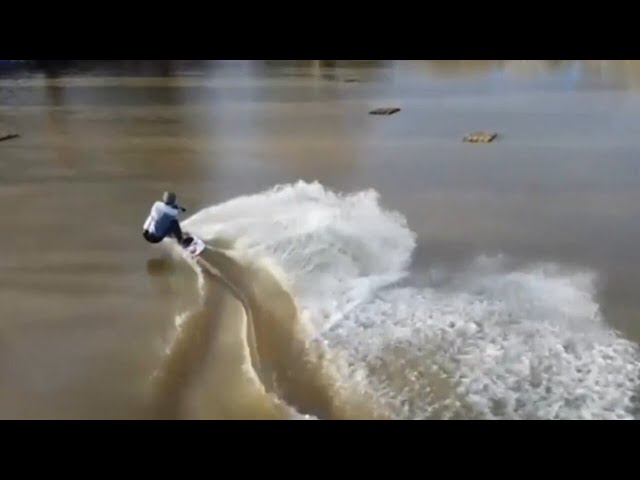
[344,77,360,83]
[463,131,498,143]
[0,129,19,142]
[369,107,401,116]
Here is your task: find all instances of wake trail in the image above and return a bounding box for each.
[150,247,299,419]
[155,181,640,419]
[197,246,384,419]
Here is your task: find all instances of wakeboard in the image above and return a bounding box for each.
[181,233,206,257]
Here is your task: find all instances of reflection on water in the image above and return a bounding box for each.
[5,61,640,97]
[146,258,173,276]
[3,60,640,86]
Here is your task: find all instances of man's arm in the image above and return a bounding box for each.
[158,202,186,216]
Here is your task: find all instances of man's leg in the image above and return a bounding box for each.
[167,219,184,243]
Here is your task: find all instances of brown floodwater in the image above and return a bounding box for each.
[2,60,640,419]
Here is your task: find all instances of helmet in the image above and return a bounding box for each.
[162,191,177,206]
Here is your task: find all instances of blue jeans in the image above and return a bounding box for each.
[143,219,183,243]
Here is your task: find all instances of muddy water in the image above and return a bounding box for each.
[2,61,640,418]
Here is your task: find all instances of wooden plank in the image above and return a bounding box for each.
[463,131,497,143]
[369,107,401,116]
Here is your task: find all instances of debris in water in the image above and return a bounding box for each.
[463,131,498,143]
[369,107,401,116]
[0,129,19,142]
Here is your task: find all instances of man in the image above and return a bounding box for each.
[142,191,190,246]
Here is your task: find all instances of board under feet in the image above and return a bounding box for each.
[181,233,205,256]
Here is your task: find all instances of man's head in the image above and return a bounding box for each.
[162,191,177,206]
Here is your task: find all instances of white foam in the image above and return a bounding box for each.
[326,260,640,419]
[184,181,416,332]
[184,181,640,419]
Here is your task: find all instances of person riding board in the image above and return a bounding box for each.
[142,191,191,247]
